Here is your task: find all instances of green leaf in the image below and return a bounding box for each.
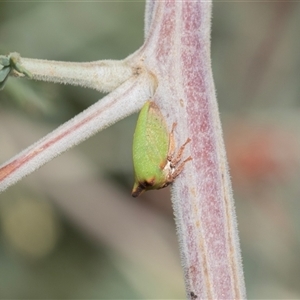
[0,55,10,67]
[0,66,11,90]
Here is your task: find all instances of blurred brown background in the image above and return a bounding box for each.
[0,1,299,299]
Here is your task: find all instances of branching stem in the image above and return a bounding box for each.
[0,1,246,299]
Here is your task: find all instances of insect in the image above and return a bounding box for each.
[131,100,192,197]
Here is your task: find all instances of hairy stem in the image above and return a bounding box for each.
[139,1,246,298]
[0,1,246,298]
[0,70,155,192]
[13,55,134,93]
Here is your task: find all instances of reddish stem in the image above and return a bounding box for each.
[136,1,246,298]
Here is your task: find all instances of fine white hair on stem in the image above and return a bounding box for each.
[144,0,156,40]
[0,71,155,192]
[0,1,247,298]
[15,56,134,93]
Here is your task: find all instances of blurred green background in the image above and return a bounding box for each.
[0,1,299,299]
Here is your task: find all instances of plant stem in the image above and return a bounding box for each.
[139,1,246,298]
[0,1,246,298]
[0,71,155,192]
[15,56,134,93]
